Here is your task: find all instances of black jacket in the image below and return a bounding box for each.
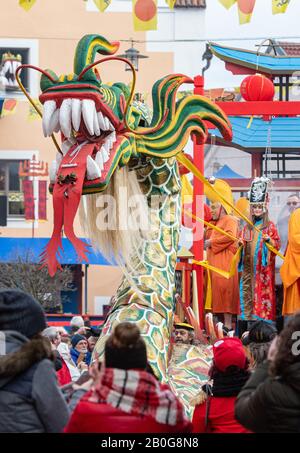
[235,360,300,433]
[0,331,70,433]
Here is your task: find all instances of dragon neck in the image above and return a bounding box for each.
[114,156,181,321]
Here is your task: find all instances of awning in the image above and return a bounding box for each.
[0,237,111,265]
[214,164,245,179]
[209,116,300,153]
[210,43,300,75]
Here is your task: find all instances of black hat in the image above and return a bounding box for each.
[248,320,277,344]
[86,326,102,338]
[0,289,47,339]
[249,177,271,205]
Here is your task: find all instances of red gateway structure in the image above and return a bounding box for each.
[178,41,300,327]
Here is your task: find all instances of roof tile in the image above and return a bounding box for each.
[175,0,206,8]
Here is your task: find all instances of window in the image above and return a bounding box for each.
[0,48,28,95]
[262,153,300,178]
[0,39,39,99]
[0,161,26,217]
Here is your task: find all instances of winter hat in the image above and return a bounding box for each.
[70,316,84,328]
[0,289,47,339]
[105,322,147,370]
[71,334,86,349]
[248,320,277,344]
[213,337,247,372]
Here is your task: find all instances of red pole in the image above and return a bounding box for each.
[192,75,204,329]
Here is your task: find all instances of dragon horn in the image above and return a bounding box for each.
[74,34,120,79]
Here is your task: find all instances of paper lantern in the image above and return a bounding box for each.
[240,74,275,101]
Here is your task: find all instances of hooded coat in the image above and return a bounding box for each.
[0,331,70,433]
[235,360,300,433]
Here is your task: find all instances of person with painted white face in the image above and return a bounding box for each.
[239,178,280,326]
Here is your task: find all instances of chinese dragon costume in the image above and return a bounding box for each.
[17,34,232,411]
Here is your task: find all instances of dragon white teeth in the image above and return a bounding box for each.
[104,140,111,155]
[42,96,116,139]
[48,109,59,136]
[54,119,61,133]
[82,99,95,136]
[42,100,56,137]
[93,109,101,136]
[107,119,115,131]
[86,155,101,180]
[95,150,104,171]
[71,99,82,132]
[101,145,109,163]
[103,116,110,131]
[108,132,116,148]
[97,111,106,131]
[59,99,72,138]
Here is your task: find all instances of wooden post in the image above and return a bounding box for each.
[251,152,262,178]
[192,75,205,328]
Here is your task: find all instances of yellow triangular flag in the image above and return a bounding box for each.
[165,0,176,8]
[27,99,42,121]
[133,0,157,31]
[272,0,290,14]
[93,0,111,12]
[19,0,37,11]
[218,0,237,9]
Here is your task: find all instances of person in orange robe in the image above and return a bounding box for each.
[205,201,240,330]
[280,208,300,316]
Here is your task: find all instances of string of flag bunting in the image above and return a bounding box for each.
[18,0,292,30]
[218,0,291,25]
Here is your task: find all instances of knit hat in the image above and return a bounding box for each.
[70,316,84,328]
[105,322,148,370]
[0,289,47,339]
[71,334,86,349]
[213,337,247,372]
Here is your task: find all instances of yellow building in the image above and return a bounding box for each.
[0,0,173,315]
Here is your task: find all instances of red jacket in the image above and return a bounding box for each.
[57,358,72,387]
[192,396,251,434]
[64,394,192,433]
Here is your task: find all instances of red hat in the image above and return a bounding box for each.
[213,337,247,372]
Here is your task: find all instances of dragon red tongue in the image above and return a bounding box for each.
[40,143,97,277]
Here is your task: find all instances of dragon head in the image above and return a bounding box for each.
[38,34,232,195]
[39,34,139,193]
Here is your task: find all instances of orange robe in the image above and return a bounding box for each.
[280,208,300,316]
[206,215,240,315]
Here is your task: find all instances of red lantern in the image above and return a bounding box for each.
[240,74,275,101]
